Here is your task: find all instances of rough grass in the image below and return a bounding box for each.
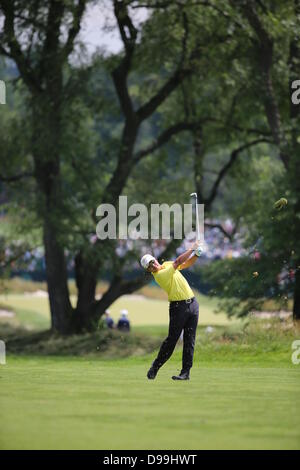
[1,323,161,358]
[1,316,299,367]
[261,298,293,312]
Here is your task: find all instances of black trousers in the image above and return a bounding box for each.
[152,297,199,373]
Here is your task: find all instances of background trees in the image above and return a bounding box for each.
[0,0,299,334]
[0,0,88,333]
[203,0,300,319]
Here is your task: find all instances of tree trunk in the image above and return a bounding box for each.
[293,266,300,320]
[92,276,125,320]
[32,89,73,334]
[292,190,300,321]
[44,218,73,333]
[89,273,150,324]
[105,120,138,205]
[74,252,98,331]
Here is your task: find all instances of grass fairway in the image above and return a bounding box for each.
[0,291,231,330]
[0,349,299,450]
[0,289,299,450]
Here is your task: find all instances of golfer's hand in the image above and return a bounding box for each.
[192,242,203,257]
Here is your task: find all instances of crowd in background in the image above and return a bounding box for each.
[5,219,247,276]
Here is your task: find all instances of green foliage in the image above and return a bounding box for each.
[202,153,299,317]
[1,0,300,323]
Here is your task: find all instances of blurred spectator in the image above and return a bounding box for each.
[104,310,114,329]
[117,309,130,332]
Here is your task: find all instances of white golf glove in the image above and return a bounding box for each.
[192,243,203,257]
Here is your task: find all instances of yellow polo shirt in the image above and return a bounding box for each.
[152,261,194,301]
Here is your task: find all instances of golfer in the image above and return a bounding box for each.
[140,245,202,381]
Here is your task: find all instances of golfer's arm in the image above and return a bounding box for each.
[178,254,198,270]
[173,249,194,270]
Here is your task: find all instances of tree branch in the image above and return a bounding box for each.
[0,43,11,58]
[205,222,234,241]
[133,121,197,162]
[0,171,33,183]
[234,0,289,168]
[131,0,244,30]
[136,65,192,123]
[39,0,65,82]
[136,9,194,122]
[289,0,300,120]
[111,0,138,119]
[63,0,86,59]
[201,116,272,137]
[205,138,272,208]
[0,0,41,92]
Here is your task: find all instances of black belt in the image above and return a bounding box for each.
[170,297,195,305]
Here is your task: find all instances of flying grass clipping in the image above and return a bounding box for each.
[274,198,288,210]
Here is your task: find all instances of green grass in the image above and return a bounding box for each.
[0,353,299,450]
[0,277,107,297]
[0,291,232,331]
[0,317,297,365]
[0,288,299,450]
[1,324,161,357]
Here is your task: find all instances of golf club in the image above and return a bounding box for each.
[190,192,201,242]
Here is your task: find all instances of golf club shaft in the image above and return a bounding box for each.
[195,195,201,242]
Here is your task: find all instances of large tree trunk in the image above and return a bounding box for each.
[44,218,73,333]
[293,265,300,321]
[292,183,300,321]
[32,88,73,334]
[74,251,98,331]
[0,0,87,335]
